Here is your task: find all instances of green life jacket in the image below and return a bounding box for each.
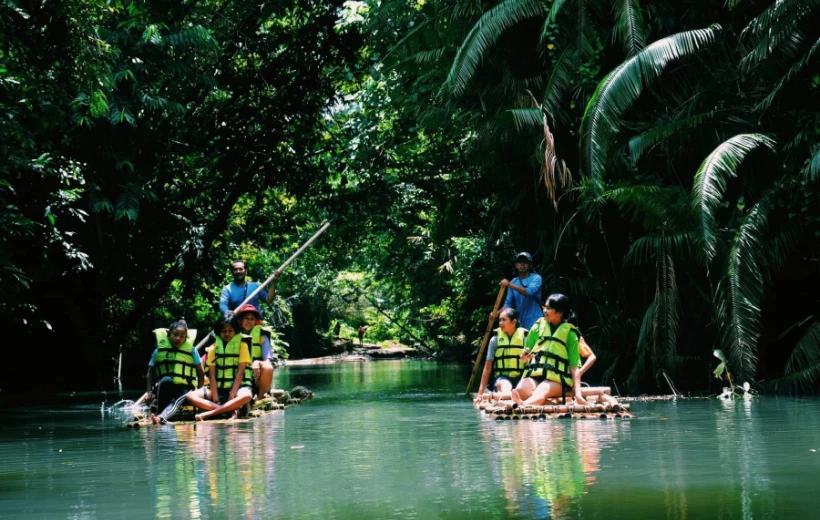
[248,324,274,362]
[493,326,528,379]
[213,334,253,390]
[152,328,198,387]
[523,320,577,388]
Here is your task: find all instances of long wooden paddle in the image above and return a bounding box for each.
[194,221,332,352]
[465,286,507,395]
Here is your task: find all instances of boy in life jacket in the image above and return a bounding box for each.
[235,303,275,397]
[511,293,588,407]
[145,319,205,424]
[473,308,528,402]
[186,313,254,420]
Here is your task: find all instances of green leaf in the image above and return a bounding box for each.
[580,26,721,194]
[445,0,544,96]
[612,0,646,57]
[691,133,775,262]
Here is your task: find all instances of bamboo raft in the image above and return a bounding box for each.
[473,386,634,420]
[126,387,312,427]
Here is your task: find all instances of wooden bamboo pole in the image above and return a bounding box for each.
[465,286,507,395]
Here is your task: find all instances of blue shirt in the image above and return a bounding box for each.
[219,282,268,314]
[148,347,202,367]
[503,273,543,329]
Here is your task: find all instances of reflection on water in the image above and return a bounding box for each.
[1,361,820,519]
[479,413,624,518]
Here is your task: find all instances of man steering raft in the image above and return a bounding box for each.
[220,260,281,314]
[473,308,527,402]
[497,252,543,329]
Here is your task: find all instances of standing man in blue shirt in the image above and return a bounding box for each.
[499,252,543,329]
[219,260,280,314]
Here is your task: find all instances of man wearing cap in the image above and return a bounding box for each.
[219,260,280,314]
[499,252,543,329]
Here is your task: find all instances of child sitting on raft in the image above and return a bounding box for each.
[234,303,275,397]
[186,313,254,421]
[511,293,587,407]
[145,319,205,424]
[474,308,528,402]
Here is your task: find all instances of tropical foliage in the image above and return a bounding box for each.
[3,0,820,394]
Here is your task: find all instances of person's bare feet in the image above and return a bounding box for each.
[150,414,160,425]
[574,396,588,406]
[511,389,524,406]
[195,414,205,422]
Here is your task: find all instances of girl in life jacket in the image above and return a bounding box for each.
[235,303,275,397]
[145,319,205,424]
[473,307,528,402]
[511,294,588,407]
[186,313,254,420]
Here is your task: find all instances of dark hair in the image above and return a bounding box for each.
[545,293,577,324]
[231,260,245,268]
[168,319,188,332]
[499,307,519,323]
[213,312,239,335]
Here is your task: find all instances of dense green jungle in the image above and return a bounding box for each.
[2,0,819,395]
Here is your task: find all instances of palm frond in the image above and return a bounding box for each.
[445,0,544,96]
[546,0,570,25]
[629,110,723,163]
[691,133,775,262]
[579,26,721,194]
[715,199,772,383]
[612,0,646,57]
[740,0,818,68]
[542,43,578,119]
[806,146,820,182]
[597,184,690,230]
[764,319,820,393]
[626,300,654,392]
[755,38,820,112]
[626,231,699,266]
[652,250,679,374]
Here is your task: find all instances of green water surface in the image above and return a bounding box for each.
[1,361,819,519]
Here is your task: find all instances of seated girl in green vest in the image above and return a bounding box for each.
[234,303,275,397]
[473,308,528,402]
[511,293,587,407]
[186,313,254,420]
[145,319,205,424]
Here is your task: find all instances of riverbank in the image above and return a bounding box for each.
[284,340,419,366]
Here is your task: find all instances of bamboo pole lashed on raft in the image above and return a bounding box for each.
[193,221,332,353]
[465,286,507,395]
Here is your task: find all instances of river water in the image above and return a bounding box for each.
[1,361,819,519]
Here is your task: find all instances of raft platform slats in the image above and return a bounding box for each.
[126,388,309,427]
[473,390,635,420]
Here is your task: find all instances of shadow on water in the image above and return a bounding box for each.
[1,361,819,519]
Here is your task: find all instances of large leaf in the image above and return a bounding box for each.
[691,134,775,262]
[756,38,820,112]
[445,0,544,96]
[763,319,820,393]
[612,0,646,57]
[579,26,721,194]
[629,109,723,163]
[741,0,818,68]
[715,199,771,383]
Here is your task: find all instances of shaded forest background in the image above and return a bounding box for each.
[2,0,818,394]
